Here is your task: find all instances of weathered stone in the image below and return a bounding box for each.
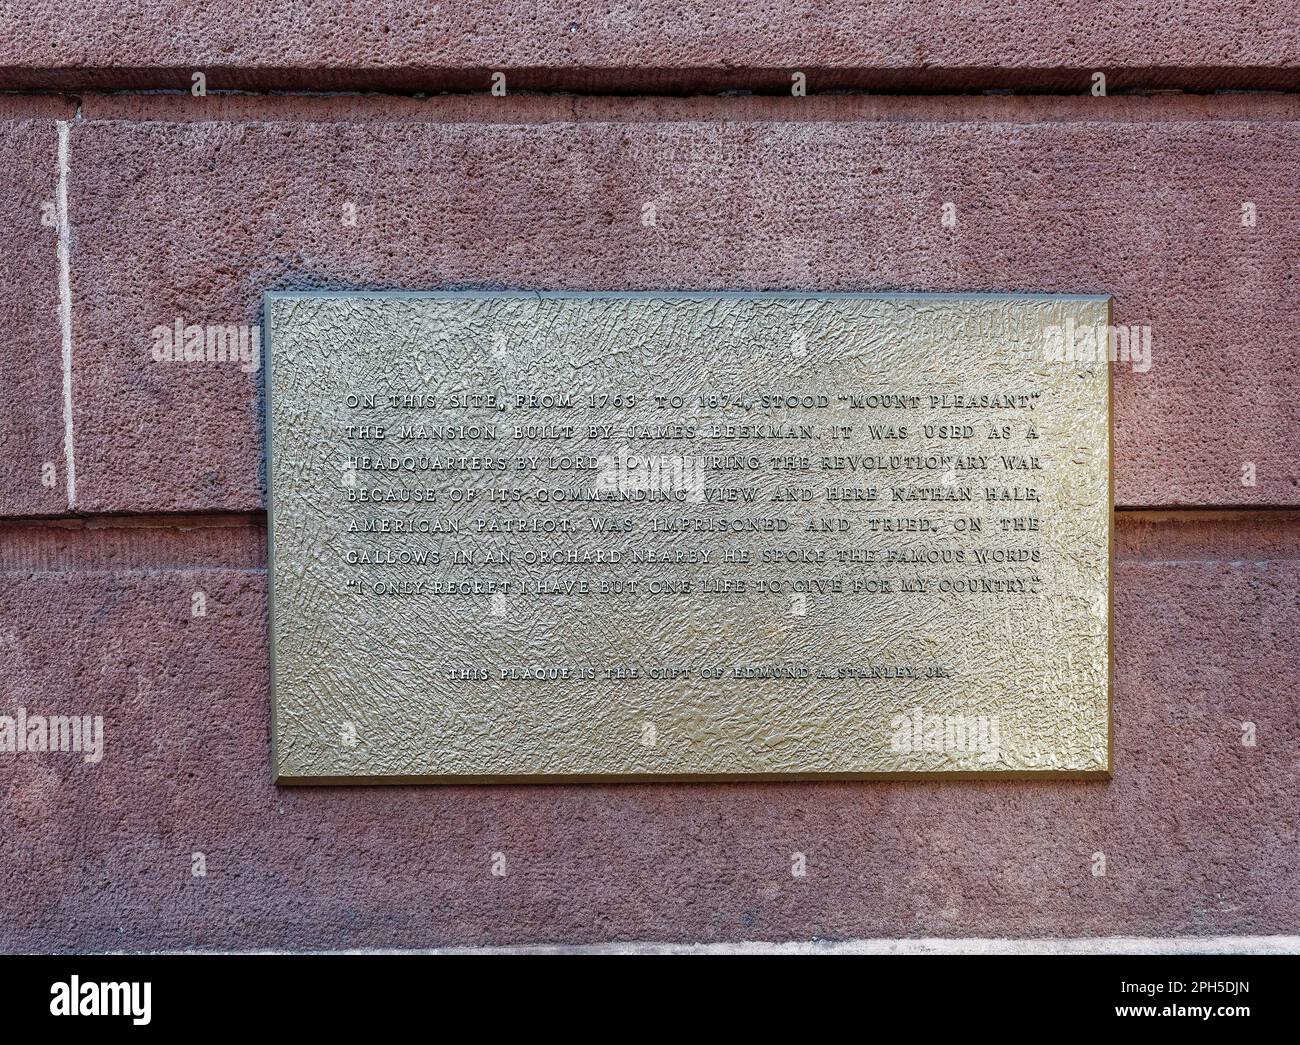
[0,513,1295,950]
[1,2,1298,91]
[51,98,1300,513]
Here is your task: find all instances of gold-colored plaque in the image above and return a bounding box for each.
[267,292,1111,782]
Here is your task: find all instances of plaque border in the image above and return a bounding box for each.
[264,290,1113,785]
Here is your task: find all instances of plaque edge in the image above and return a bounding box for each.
[262,289,1117,785]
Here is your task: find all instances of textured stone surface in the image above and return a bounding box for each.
[0,514,266,571]
[0,0,1291,955]
[0,103,77,516]
[0,1,1298,91]
[55,97,1300,514]
[0,512,1295,951]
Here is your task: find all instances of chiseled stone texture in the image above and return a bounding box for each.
[0,1,1298,91]
[57,96,1300,514]
[0,515,1296,951]
[0,100,77,516]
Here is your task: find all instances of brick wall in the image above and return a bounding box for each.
[1,3,1298,950]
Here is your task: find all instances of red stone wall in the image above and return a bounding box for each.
[1,4,1298,950]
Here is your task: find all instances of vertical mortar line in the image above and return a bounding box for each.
[56,117,76,509]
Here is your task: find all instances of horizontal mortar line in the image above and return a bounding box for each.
[1,506,1297,526]
[180,933,1300,956]
[4,64,1300,81]
[0,567,267,577]
[0,512,266,573]
[10,85,1300,110]
[0,510,265,527]
[55,93,1300,120]
[1118,505,1300,515]
[1,507,1299,571]
[66,85,1300,97]
[13,92,1300,130]
[1115,558,1299,565]
[72,115,1300,129]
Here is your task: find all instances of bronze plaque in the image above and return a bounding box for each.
[266,292,1111,782]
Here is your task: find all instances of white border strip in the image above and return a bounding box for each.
[56,120,77,509]
[367,936,1300,955]
[167,935,1300,956]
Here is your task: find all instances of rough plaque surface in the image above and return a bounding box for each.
[267,292,1111,781]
